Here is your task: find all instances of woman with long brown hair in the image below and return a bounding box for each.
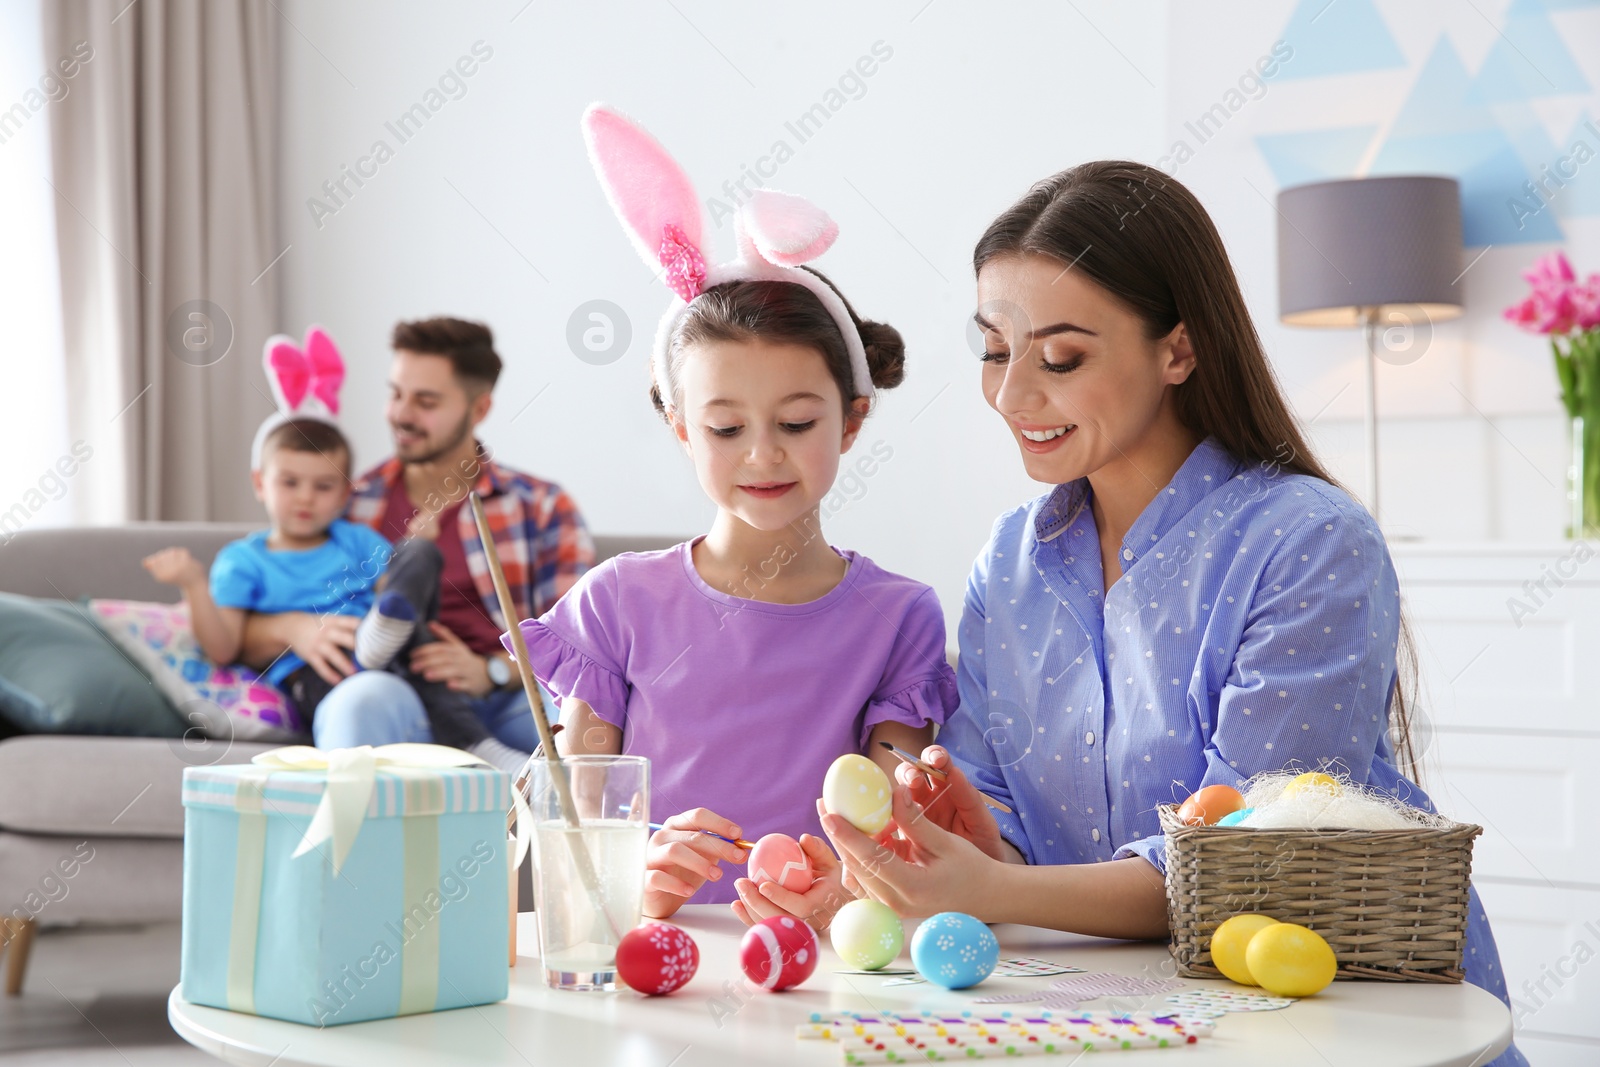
[813,161,1525,1066]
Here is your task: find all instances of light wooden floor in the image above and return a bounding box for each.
[0,922,216,1064]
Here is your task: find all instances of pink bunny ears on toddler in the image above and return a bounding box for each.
[249,326,347,469]
[581,103,873,408]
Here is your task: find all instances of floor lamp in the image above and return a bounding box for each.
[1276,176,1465,522]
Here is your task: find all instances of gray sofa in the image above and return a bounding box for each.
[0,522,678,991]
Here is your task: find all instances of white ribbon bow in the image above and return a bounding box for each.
[252,743,531,876]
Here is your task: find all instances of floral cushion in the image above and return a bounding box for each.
[87,599,307,742]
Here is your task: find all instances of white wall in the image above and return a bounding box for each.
[279,0,1600,613]
[276,0,1169,628]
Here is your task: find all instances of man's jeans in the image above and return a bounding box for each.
[310,538,548,751]
[311,671,551,750]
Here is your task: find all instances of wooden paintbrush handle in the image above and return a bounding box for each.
[470,493,623,941]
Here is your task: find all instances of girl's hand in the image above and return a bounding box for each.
[730,833,854,934]
[895,745,1013,863]
[641,808,747,921]
[142,547,206,589]
[820,784,1002,919]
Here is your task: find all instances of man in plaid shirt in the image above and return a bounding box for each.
[240,317,593,755]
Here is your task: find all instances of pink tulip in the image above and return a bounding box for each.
[1523,250,1576,290]
[1507,252,1588,335]
[1548,290,1577,333]
[1504,296,1540,328]
[1575,273,1600,332]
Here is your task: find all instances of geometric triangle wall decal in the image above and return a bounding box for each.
[1274,0,1406,80]
[1255,126,1380,186]
[1389,38,1497,140]
[1500,98,1569,179]
[1372,129,1565,245]
[1509,0,1600,12]
[1465,2,1591,104]
[1553,112,1600,218]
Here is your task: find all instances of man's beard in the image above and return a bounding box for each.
[394,411,473,466]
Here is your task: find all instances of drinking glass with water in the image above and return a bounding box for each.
[523,754,648,991]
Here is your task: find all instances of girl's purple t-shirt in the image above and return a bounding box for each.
[514,539,958,904]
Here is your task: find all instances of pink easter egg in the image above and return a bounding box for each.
[616,921,699,996]
[747,833,813,894]
[739,916,818,991]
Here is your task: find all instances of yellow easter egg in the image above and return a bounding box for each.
[1244,922,1338,997]
[830,898,904,970]
[1282,771,1341,800]
[1209,913,1280,986]
[823,754,894,835]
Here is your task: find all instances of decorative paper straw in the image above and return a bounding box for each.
[796,1010,1214,1062]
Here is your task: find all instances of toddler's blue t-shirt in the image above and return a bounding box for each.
[209,519,392,685]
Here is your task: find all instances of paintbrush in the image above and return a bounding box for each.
[470,493,623,940]
[648,823,756,850]
[878,741,1013,814]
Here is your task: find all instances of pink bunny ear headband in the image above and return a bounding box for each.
[582,103,873,409]
[249,326,347,469]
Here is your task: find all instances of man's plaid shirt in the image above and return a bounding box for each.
[345,451,593,629]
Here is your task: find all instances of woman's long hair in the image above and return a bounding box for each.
[974,161,1422,782]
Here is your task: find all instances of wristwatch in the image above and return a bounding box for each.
[486,654,512,688]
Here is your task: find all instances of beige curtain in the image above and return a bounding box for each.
[44,0,279,522]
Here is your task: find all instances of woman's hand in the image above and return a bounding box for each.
[820,783,1005,919]
[729,833,855,933]
[641,808,747,921]
[896,745,1014,863]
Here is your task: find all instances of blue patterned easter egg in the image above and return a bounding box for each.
[909,911,999,989]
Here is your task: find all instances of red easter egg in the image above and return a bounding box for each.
[739,916,819,991]
[748,833,814,894]
[616,921,700,996]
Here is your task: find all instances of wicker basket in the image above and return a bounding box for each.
[1159,804,1481,983]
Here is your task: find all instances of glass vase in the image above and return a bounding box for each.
[1569,414,1600,539]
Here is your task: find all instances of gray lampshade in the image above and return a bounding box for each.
[1276,176,1465,328]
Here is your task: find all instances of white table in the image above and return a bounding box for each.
[169,907,1512,1066]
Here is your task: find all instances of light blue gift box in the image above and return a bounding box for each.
[180,760,511,1026]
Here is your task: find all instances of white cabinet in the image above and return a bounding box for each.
[1391,543,1600,1052]
[1426,733,1597,886]
[1473,881,1600,1061]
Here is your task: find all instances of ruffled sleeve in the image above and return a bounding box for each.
[859,587,959,747]
[861,670,959,748]
[502,561,632,727]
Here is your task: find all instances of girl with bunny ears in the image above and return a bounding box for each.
[503,106,957,928]
[143,327,529,772]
